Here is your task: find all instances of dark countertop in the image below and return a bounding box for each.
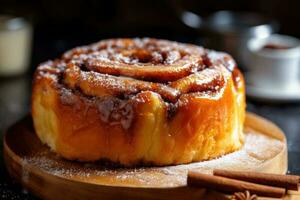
[0,75,299,200]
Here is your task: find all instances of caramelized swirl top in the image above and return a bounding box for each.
[62,38,207,81]
[36,38,237,103]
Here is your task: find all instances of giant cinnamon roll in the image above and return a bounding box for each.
[32,38,245,166]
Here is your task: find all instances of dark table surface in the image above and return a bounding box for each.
[0,74,299,199]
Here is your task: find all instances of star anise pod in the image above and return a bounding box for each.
[231,190,258,200]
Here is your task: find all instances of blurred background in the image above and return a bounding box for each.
[0,0,299,199]
[0,0,299,67]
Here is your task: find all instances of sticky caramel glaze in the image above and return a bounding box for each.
[62,38,206,82]
[32,38,245,166]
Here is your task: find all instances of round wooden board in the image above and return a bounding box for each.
[4,112,287,200]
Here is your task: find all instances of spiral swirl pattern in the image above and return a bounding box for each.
[32,38,245,166]
[43,38,234,102]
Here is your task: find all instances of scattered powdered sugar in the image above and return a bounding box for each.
[165,130,283,172]
[20,130,284,187]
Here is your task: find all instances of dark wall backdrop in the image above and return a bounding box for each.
[0,0,299,70]
[0,1,300,200]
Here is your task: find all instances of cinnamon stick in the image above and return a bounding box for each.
[213,169,299,191]
[187,171,286,198]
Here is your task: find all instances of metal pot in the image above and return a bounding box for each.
[178,10,278,66]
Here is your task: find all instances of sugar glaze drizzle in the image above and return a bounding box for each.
[35,38,238,130]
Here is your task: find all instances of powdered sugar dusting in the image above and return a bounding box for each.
[20,130,284,187]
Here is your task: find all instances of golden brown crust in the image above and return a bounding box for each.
[31,38,245,166]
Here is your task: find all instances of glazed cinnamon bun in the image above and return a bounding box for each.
[32,38,245,166]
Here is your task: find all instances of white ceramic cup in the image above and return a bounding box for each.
[246,34,300,90]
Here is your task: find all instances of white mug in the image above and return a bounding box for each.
[246,34,300,91]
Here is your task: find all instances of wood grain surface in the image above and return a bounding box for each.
[3,113,290,200]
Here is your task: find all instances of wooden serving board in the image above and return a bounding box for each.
[4,113,288,200]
